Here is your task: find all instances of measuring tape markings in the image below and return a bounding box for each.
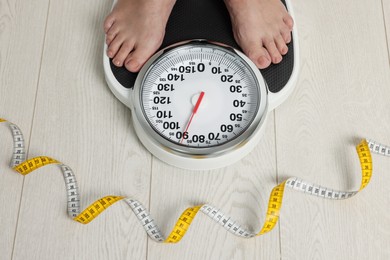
[0,118,385,243]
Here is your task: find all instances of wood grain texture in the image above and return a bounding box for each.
[1,0,390,259]
[11,1,150,259]
[147,115,280,260]
[384,0,390,59]
[0,0,49,259]
[276,0,390,259]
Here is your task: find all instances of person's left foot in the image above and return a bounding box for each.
[224,0,294,69]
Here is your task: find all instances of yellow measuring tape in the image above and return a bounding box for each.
[1,118,387,243]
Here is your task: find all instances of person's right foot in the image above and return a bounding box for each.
[224,0,294,69]
[103,0,176,72]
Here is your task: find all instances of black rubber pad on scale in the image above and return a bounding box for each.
[109,0,294,94]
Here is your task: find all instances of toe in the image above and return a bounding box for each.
[275,35,288,55]
[256,49,272,69]
[125,48,150,72]
[125,40,161,72]
[124,52,149,72]
[283,15,294,30]
[105,23,120,46]
[282,29,292,44]
[239,40,271,69]
[113,41,134,67]
[105,34,115,46]
[263,38,282,64]
[125,56,140,73]
[103,14,116,33]
[106,35,123,59]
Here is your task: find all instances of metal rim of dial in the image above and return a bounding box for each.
[132,40,268,158]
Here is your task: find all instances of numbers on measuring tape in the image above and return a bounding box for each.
[1,119,387,244]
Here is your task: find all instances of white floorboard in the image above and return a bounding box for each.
[0,0,49,259]
[147,117,280,259]
[276,0,390,259]
[9,1,150,259]
[384,0,390,57]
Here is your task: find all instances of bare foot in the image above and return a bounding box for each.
[224,0,294,69]
[103,0,176,72]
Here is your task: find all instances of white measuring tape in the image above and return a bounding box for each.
[1,118,387,243]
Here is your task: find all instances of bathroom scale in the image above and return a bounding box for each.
[103,0,299,170]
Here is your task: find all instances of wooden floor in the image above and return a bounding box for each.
[1,0,390,259]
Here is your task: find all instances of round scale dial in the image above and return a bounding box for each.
[140,44,261,149]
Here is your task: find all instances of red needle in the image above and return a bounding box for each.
[180,91,205,143]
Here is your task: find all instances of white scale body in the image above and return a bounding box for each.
[103,1,299,170]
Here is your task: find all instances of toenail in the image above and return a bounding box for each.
[113,59,121,66]
[107,51,113,58]
[273,56,282,63]
[258,56,270,67]
[259,55,269,63]
[128,59,139,70]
